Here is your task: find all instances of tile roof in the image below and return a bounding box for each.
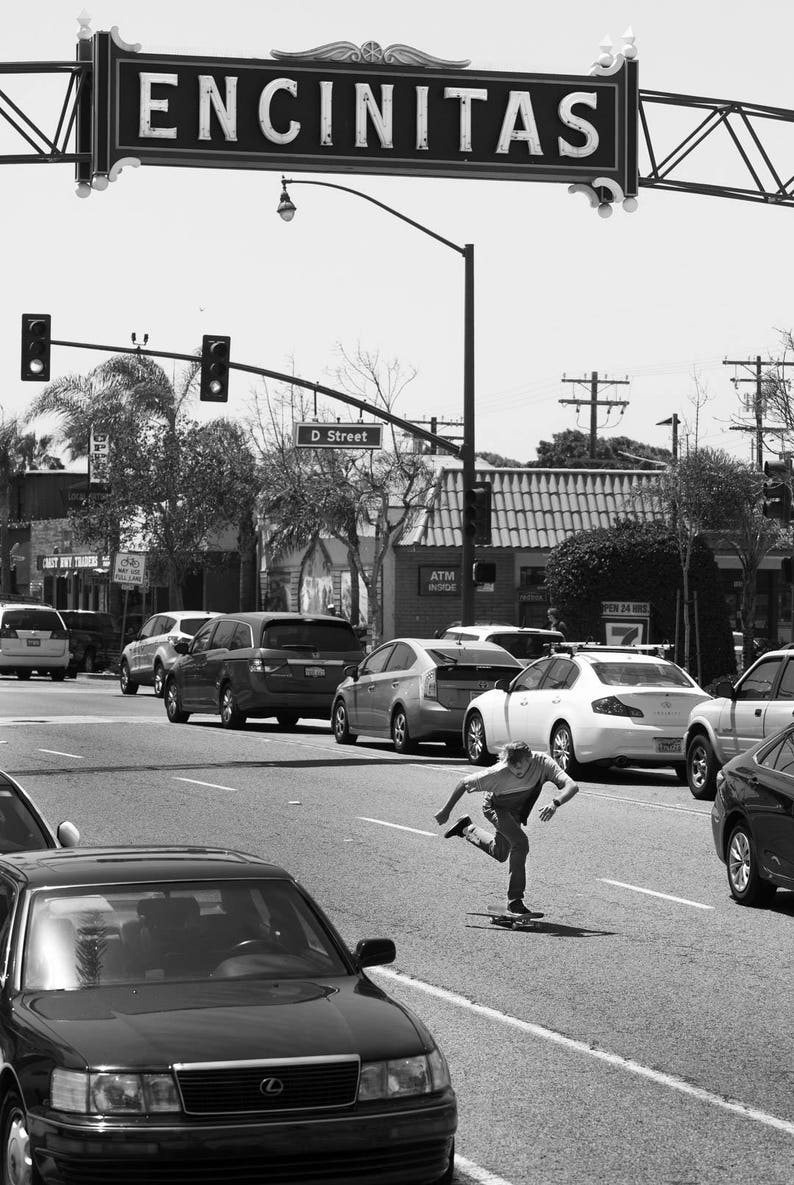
[398,467,663,550]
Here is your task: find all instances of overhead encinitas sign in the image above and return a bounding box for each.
[90,30,638,197]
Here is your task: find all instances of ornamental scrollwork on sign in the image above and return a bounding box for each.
[271,40,470,68]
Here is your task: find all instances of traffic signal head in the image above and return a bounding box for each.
[20,314,51,382]
[200,335,231,402]
[473,561,496,584]
[462,481,492,546]
[762,460,792,522]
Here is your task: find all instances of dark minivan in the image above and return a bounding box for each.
[164,612,365,729]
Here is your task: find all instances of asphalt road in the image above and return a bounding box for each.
[1,675,792,1185]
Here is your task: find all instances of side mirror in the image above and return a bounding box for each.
[172,639,190,655]
[494,678,510,692]
[344,664,359,681]
[354,938,396,969]
[714,679,735,699]
[56,821,80,848]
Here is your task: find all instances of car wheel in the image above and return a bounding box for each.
[686,735,718,800]
[464,711,493,766]
[119,661,139,695]
[391,707,416,754]
[50,670,66,682]
[276,712,300,729]
[83,648,96,674]
[1,1088,40,1185]
[220,684,247,729]
[152,662,166,699]
[672,762,688,784]
[164,679,190,724]
[332,700,357,745]
[15,671,31,681]
[726,821,777,906]
[550,722,580,777]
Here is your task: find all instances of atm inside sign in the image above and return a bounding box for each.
[294,423,383,449]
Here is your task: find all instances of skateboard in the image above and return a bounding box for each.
[474,905,545,930]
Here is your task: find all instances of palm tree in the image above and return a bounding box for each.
[0,418,63,595]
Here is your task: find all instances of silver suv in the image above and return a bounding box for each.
[684,647,794,799]
[120,611,220,698]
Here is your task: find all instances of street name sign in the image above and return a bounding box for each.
[294,422,384,449]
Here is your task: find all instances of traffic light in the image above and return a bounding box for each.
[463,481,492,546]
[20,314,51,381]
[762,460,792,522]
[473,561,496,584]
[200,334,231,402]
[783,557,793,583]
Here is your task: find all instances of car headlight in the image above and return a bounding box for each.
[715,770,725,794]
[357,1046,452,1101]
[51,1069,181,1114]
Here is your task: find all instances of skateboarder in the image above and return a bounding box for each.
[433,740,578,916]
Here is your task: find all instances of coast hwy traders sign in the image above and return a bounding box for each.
[294,422,384,448]
[90,30,638,197]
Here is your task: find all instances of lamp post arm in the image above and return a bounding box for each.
[282,177,466,257]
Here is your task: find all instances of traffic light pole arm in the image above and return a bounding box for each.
[48,337,463,458]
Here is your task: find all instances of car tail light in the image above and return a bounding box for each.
[249,654,288,675]
[0,626,18,639]
[51,628,69,640]
[422,669,437,700]
[591,696,644,718]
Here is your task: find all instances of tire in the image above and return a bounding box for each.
[1,1087,40,1185]
[119,661,139,695]
[152,662,166,699]
[83,648,96,674]
[464,711,493,766]
[220,684,247,729]
[726,821,777,906]
[50,670,66,682]
[276,712,300,729]
[332,699,357,745]
[550,722,581,777]
[686,734,718,800]
[15,671,31,681]
[672,762,688,784]
[164,679,190,724]
[391,707,416,754]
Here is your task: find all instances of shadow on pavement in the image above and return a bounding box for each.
[465,917,616,939]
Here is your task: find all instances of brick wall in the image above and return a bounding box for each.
[393,547,519,639]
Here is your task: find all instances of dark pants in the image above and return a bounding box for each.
[465,802,529,903]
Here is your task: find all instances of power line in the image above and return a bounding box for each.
[559,371,631,459]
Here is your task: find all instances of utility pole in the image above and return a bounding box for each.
[409,417,464,455]
[724,354,794,467]
[559,371,630,459]
[656,413,680,461]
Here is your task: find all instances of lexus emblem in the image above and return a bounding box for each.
[260,1077,284,1096]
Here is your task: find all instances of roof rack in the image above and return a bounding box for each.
[551,642,673,656]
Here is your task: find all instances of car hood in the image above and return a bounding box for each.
[22,977,425,1068]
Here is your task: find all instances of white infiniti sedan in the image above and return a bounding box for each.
[462,646,711,780]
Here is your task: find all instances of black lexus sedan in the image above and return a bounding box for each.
[0,847,455,1184]
[712,723,794,905]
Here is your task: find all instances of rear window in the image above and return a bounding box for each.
[427,646,519,667]
[2,608,64,631]
[490,633,554,661]
[591,662,694,688]
[260,621,362,653]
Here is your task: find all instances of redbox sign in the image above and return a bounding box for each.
[91,31,638,196]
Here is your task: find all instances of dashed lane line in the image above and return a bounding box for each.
[598,878,715,910]
[581,789,710,816]
[38,749,84,760]
[372,967,794,1139]
[357,816,437,837]
[174,777,240,793]
[0,716,169,726]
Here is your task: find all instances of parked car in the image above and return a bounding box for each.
[463,644,711,777]
[120,610,221,697]
[712,723,794,905]
[164,612,366,729]
[439,623,564,664]
[0,769,79,852]
[0,602,70,680]
[0,845,456,1183]
[332,639,523,754]
[685,646,794,801]
[60,609,118,674]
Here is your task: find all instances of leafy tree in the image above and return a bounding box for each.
[535,429,671,469]
[0,418,62,595]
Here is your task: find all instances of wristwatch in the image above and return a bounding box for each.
[552,797,561,809]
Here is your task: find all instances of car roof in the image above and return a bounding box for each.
[0,846,293,889]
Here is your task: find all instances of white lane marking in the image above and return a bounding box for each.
[0,716,168,726]
[454,1154,515,1185]
[581,790,710,816]
[372,967,794,1138]
[38,749,84,760]
[357,816,437,837]
[598,879,714,910]
[174,777,239,792]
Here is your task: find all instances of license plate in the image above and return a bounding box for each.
[304,666,326,678]
[654,738,682,754]
[26,638,41,647]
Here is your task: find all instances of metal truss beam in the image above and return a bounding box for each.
[0,61,90,165]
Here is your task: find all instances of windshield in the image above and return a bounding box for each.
[22,880,348,990]
[591,662,694,688]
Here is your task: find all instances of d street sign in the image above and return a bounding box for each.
[294,423,383,449]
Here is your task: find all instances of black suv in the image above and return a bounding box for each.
[163,612,365,729]
[59,610,118,674]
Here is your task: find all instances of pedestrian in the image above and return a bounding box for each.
[547,607,568,638]
[433,740,578,916]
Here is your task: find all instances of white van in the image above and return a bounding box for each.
[0,603,70,680]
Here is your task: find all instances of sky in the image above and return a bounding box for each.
[4,1,794,468]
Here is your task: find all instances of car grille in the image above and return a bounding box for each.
[46,1137,451,1184]
[175,1057,360,1114]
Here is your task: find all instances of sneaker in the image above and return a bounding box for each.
[444,815,472,839]
[507,900,533,916]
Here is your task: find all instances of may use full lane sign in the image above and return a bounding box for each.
[91,30,637,195]
[294,423,383,449]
